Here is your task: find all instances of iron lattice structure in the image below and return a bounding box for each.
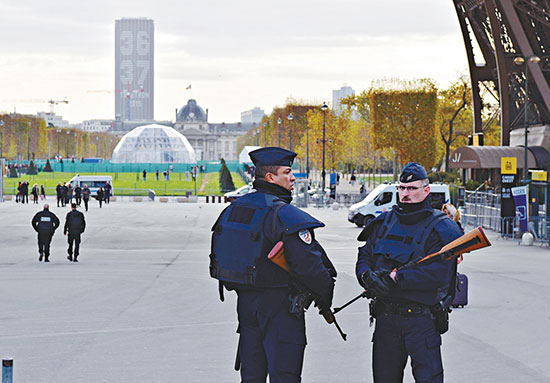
[453,0,550,145]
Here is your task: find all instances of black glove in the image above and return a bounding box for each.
[362,269,393,297]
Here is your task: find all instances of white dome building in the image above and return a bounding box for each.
[111,124,196,163]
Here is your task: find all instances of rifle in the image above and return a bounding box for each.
[267,241,347,341]
[333,226,491,314]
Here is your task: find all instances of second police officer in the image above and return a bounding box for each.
[210,147,337,383]
[355,163,463,383]
[64,203,86,262]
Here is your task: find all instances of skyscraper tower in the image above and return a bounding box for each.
[115,18,154,122]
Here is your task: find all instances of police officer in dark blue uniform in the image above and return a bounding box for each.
[355,163,463,383]
[210,147,336,383]
[31,204,60,262]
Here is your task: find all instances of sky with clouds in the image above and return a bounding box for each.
[0,0,470,124]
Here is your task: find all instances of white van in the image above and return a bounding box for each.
[348,183,450,227]
[67,175,114,197]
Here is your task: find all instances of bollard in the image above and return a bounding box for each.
[224,196,228,203]
[211,195,215,203]
[2,359,13,383]
[218,196,222,203]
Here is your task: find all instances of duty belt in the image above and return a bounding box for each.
[379,301,432,316]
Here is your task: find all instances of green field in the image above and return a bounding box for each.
[2,172,246,196]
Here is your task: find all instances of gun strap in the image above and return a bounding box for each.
[218,280,225,302]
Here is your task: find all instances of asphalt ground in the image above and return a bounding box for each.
[0,199,548,382]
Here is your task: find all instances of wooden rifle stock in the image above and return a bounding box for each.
[268,241,346,340]
[333,226,492,315]
[415,226,491,266]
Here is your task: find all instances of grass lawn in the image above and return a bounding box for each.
[2,172,246,196]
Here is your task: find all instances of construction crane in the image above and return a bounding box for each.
[47,99,69,114]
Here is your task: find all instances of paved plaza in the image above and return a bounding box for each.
[0,199,549,382]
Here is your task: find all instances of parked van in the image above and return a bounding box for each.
[67,175,114,197]
[348,183,450,227]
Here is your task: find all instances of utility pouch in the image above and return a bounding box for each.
[289,292,314,319]
[431,295,453,334]
[369,299,380,327]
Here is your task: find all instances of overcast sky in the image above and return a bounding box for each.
[0,0,469,124]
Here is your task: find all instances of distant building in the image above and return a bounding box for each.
[332,85,354,115]
[241,107,265,125]
[174,99,251,161]
[115,18,155,122]
[37,112,70,128]
[78,119,114,133]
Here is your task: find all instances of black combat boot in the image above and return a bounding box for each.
[67,254,73,262]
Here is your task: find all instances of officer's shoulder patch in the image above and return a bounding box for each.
[298,229,312,244]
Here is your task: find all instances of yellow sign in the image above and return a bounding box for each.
[530,170,547,182]
[501,157,517,175]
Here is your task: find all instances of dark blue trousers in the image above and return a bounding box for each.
[372,312,443,383]
[237,289,306,383]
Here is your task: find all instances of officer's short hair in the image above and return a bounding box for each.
[71,203,77,208]
[255,165,281,179]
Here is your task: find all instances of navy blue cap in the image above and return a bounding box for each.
[249,147,297,167]
[399,162,428,183]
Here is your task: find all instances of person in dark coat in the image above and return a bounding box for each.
[40,184,46,200]
[82,184,90,211]
[31,183,39,204]
[16,181,22,203]
[31,204,60,262]
[74,184,82,206]
[104,181,112,204]
[355,163,463,383]
[97,187,104,208]
[56,183,63,207]
[64,203,86,262]
[61,183,68,207]
[66,184,73,205]
[211,147,336,382]
[21,181,29,204]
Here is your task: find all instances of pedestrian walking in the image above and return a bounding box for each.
[97,187,104,208]
[104,181,112,204]
[31,183,39,204]
[82,184,90,211]
[64,203,86,262]
[61,183,68,207]
[16,181,22,203]
[31,204,60,262]
[40,184,46,200]
[21,181,29,204]
[74,184,82,206]
[56,183,63,207]
[210,147,337,382]
[143,169,147,181]
[66,184,73,205]
[156,169,159,181]
[355,162,463,382]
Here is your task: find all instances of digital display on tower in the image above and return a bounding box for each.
[115,18,154,121]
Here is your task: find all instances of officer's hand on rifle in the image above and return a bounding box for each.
[361,269,393,297]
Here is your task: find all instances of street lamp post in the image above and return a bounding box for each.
[306,124,309,179]
[0,120,4,159]
[56,128,61,156]
[277,118,282,147]
[321,103,329,191]
[287,113,294,151]
[26,122,31,161]
[514,55,541,180]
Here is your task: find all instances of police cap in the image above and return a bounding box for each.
[399,162,428,183]
[249,147,297,167]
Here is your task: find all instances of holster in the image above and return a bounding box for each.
[431,295,453,334]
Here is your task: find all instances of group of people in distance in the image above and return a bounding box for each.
[15,181,46,204]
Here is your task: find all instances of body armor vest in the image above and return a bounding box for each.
[210,192,289,289]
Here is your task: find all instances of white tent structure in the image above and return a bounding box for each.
[111,124,196,163]
[239,146,261,164]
